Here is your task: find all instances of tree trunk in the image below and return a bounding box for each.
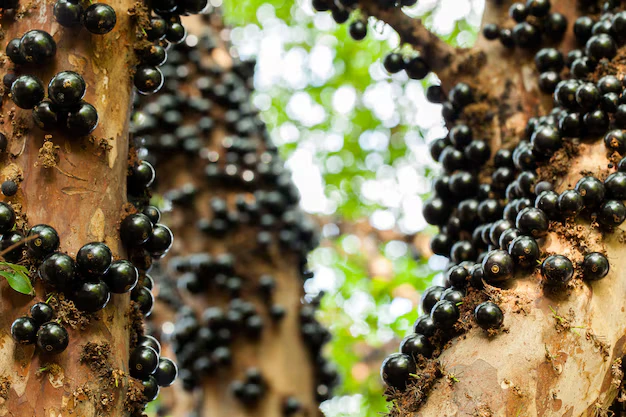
[137,14,327,417]
[0,0,136,416]
[356,0,626,416]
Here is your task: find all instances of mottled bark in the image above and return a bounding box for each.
[0,0,135,415]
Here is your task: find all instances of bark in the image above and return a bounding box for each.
[140,15,323,417]
[0,1,135,415]
[354,0,626,416]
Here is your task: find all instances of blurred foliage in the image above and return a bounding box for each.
[220,0,480,416]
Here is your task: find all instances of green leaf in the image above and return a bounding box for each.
[0,262,34,296]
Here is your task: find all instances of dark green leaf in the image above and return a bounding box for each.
[0,262,34,296]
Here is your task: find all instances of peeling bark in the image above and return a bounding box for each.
[0,0,135,415]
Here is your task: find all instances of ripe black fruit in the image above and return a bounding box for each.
[165,22,186,44]
[142,375,160,402]
[430,300,460,329]
[420,286,443,314]
[482,249,515,283]
[474,302,504,329]
[83,3,117,34]
[0,203,15,233]
[582,252,609,281]
[72,281,110,312]
[36,322,69,354]
[155,357,178,387]
[535,190,559,219]
[11,75,45,109]
[131,285,154,316]
[541,254,574,286]
[400,333,433,359]
[0,231,25,262]
[145,224,173,258]
[413,315,436,337]
[138,44,167,66]
[145,17,167,41]
[605,172,626,199]
[30,302,54,325]
[449,83,473,108]
[586,34,616,60]
[39,252,76,289]
[54,0,83,27]
[102,260,138,293]
[20,30,57,64]
[1,180,17,196]
[515,207,548,237]
[120,213,153,246]
[33,101,59,131]
[48,71,86,107]
[67,102,99,135]
[575,176,606,208]
[142,206,161,224]
[446,265,469,288]
[598,200,626,227]
[483,23,499,40]
[450,240,476,264]
[76,242,112,278]
[383,53,405,74]
[130,346,159,380]
[27,224,60,258]
[134,65,164,95]
[508,235,539,268]
[11,316,37,344]
[558,189,584,217]
[6,38,26,65]
[138,334,161,356]
[349,20,367,40]
[442,288,464,304]
[405,55,430,80]
[128,160,156,194]
[380,353,416,389]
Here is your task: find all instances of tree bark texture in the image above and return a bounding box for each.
[138,15,325,417]
[356,0,626,416]
[0,0,136,415]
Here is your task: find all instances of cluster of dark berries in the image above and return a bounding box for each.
[230,368,267,406]
[6,30,56,65]
[482,0,567,48]
[130,335,178,402]
[131,30,335,409]
[11,302,69,354]
[309,0,366,40]
[383,52,430,80]
[54,1,117,34]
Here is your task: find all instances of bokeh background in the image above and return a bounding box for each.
[153,0,483,414]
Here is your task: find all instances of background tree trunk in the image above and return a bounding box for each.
[138,14,327,417]
[0,0,136,415]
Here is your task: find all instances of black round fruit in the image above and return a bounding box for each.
[400,333,433,359]
[138,44,167,66]
[508,235,540,268]
[0,202,16,234]
[120,213,153,246]
[11,316,37,344]
[6,38,26,65]
[541,254,574,286]
[598,199,626,227]
[83,3,117,34]
[134,65,164,95]
[483,23,499,40]
[155,357,178,387]
[76,242,112,278]
[33,101,60,131]
[482,250,515,283]
[27,224,60,258]
[420,286,444,314]
[380,353,416,389]
[142,206,161,224]
[165,22,186,44]
[102,260,138,293]
[138,334,161,356]
[586,34,616,60]
[581,252,609,281]
[30,302,54,325]
[605,172,626,199]
[405,55,430,80]
[450,240,476,264]
[575,176,606,208]
[11,75,45,109]
[0,231,25,263]
[142,375,160,402]
[72,281,110,312]
[130,346,159,380]
[515,207,548,237]
[413,315,436,337]
[39,252,76,289]
[446,265,469,288]
[349,20,367,40]
[1,180,17,196]
[48,71,86,108]
[145,17,167,41]
[19,30,57,64]
[558,189,584,217]
[131,285,154,316]
[474,302,504,329]
[54,0,83,27]
[66,102,99,135]
[430,300,460,329]
[36,322,69,354]
[145,224,173,258]
[383,53,405,74]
